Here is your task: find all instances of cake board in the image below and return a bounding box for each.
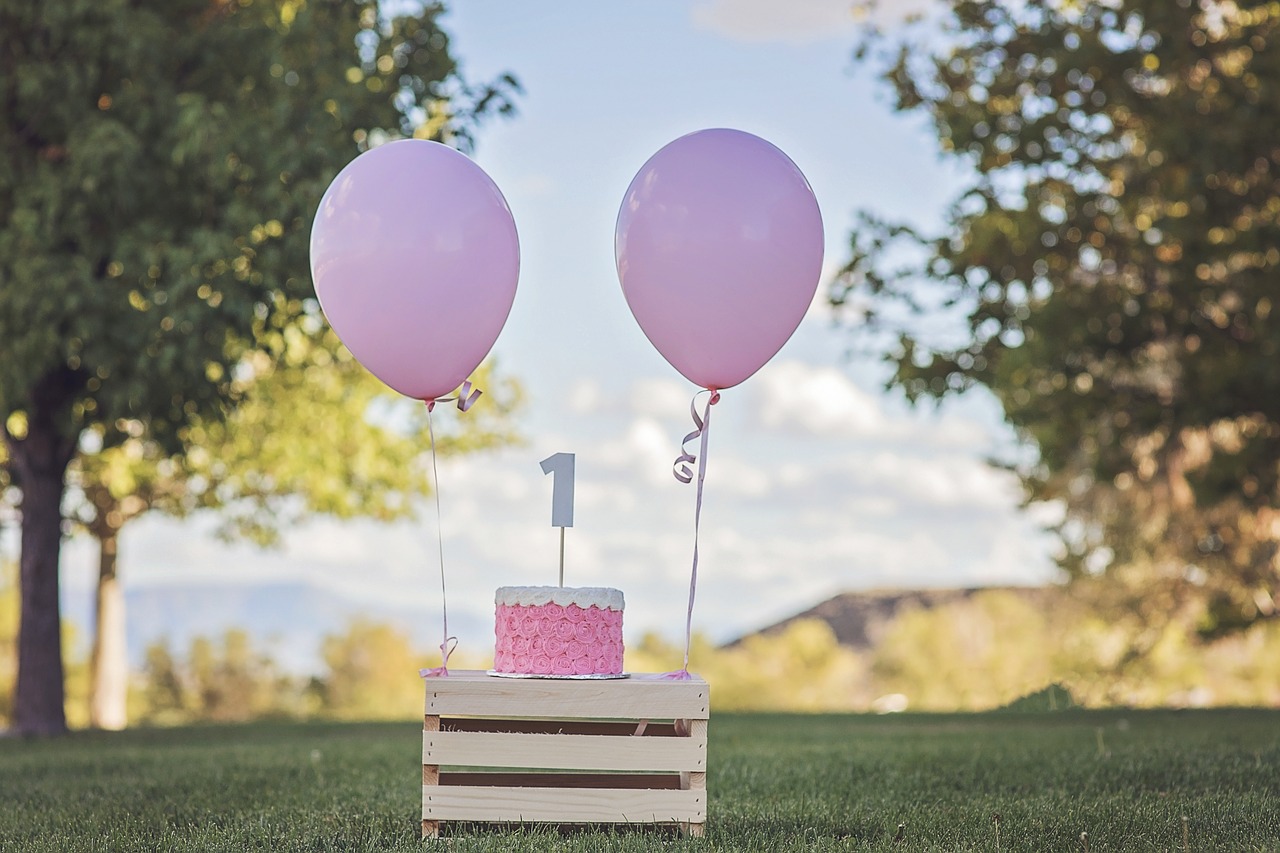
[422,669,709,838]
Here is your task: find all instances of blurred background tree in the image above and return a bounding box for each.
[834,0,1280,673]
[0,562,16,724]
[626,621,870,711]
[313,619,430,720]
[69,341,521,731]
[0,0,518,735]
[134,629,297,724]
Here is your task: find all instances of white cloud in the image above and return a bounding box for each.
[702,454,771,498]
[629,377,695,421]
[691,0,859,44]
[691,0,938,45]
[567,378,604,415]
[754,360,887,437]
[596,417,683,486]
[858,451,1020,509]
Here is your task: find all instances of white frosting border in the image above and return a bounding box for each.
[496,586,624,610]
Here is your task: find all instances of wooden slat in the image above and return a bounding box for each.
[441,717,681,737]
[423,785,705,823]
[424,730,706,772]
[437,772,681,789]
[424,671,709,720]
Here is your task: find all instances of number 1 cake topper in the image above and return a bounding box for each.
[540,452,575,586]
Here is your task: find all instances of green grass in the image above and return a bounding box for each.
[2,709,1279,851]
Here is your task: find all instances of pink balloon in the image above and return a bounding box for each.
[615,129,823,390]
[310,139,519,400]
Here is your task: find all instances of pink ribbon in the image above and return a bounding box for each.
[663,389,719,680]
[425,379,482,413]
[419,637,458,678]
[418,380,482,679]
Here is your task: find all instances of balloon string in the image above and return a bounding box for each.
[419,401,459,678]
[663,389,719,681]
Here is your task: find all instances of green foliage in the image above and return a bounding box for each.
[0,711,1278,851]
[315,619,435,720]
[134,630,303,725]
[629,620,869,711]
[0,0,518,733]
[69,345,523,548]
[127,619,494,726]
[872,590,1060,709]
[9,589,1280,729]
[996,683,1078,712]
[835,0,1280,643]
[0,0,517,447]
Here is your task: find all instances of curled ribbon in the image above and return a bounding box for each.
[663,389,719,680]
[419,637,458,678]
[417,380,482,679]
[673,390,720,483]
[425,379,482,413]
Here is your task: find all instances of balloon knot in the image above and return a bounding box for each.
[423,380,482,414]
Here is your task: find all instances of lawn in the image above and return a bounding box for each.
[1,708,1278,851]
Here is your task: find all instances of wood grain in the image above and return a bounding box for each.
[422,785,705,823]
[423,730,706,772]
[424,671,709,720]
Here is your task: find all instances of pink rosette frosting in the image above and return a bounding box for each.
[552,655,576,676]
[494,587,625,676]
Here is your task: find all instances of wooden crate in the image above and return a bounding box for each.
[422,669,709,838]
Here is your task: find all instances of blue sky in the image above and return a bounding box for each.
[48,1,1062,661]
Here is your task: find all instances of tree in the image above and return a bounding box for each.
[315,619,427,719]
[0,0,517,735]
[834,0,1280,657]
[69,338,520,731]
[871,590,1060,710]
[0,561,16,726]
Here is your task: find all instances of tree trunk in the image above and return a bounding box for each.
[6,369,80,737]
[89,525,127,730]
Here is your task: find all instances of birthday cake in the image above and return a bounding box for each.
[493,586,625,676]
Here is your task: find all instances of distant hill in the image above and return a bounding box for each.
[728,586,1057,652]
[60,582,489,675]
